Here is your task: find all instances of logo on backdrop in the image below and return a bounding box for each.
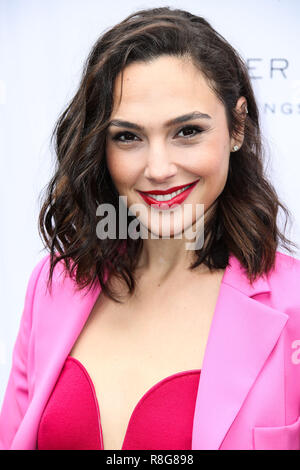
[247,58,300,115]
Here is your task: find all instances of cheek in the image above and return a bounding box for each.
[106,150,139,188]
[188,150,229,178]
[184,135,230,176]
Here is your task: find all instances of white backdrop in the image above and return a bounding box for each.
[1,0,300,407]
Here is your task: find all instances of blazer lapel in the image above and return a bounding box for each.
[191,253,289,450]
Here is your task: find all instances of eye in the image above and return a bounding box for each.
[176,125,203,139]
[112,131,138,143]
[110,124,203,144]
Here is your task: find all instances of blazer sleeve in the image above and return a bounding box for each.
[0,255,49,450]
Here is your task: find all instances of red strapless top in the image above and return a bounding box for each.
[37,356,201,450]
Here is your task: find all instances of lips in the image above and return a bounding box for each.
[137,179,199,209]
[140,180,199,196]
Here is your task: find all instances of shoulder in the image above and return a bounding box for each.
[28,252,102,308]
[274,250,300,269]
[266,250,300,318]
[268,250,300,287]
[31,251,83,284]
[226,250,300,312]
[27,252,79,303]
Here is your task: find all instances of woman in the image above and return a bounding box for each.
[1,6,300,451]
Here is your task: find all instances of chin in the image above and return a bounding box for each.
[137,213,202,241]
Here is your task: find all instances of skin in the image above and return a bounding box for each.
[105,54,247,282]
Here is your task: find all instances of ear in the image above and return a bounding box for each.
[230,96,248,150]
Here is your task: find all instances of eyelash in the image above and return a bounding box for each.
[111,125,204,144]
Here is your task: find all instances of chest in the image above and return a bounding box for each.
[69,269,225,449]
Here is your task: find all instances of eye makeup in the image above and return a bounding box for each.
[109,124,205,144]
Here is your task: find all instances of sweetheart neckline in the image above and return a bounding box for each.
[66,355,201,450]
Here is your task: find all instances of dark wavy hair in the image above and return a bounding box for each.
[38,6,298,302]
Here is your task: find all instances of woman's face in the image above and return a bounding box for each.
[105,55,245,239]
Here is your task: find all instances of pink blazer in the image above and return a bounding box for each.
[1,250,300,450]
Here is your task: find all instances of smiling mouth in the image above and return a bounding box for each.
[141,183,193,201]
[137,179,200,208]
[138,179,199,201]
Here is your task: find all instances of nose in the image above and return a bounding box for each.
[143,143,177,182]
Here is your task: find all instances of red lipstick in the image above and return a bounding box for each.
[140,181,198,196]
[137,179,199,210]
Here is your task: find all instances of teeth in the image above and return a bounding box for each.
[146,184,192,201]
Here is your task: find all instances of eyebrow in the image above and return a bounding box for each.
[107,111,212,132]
